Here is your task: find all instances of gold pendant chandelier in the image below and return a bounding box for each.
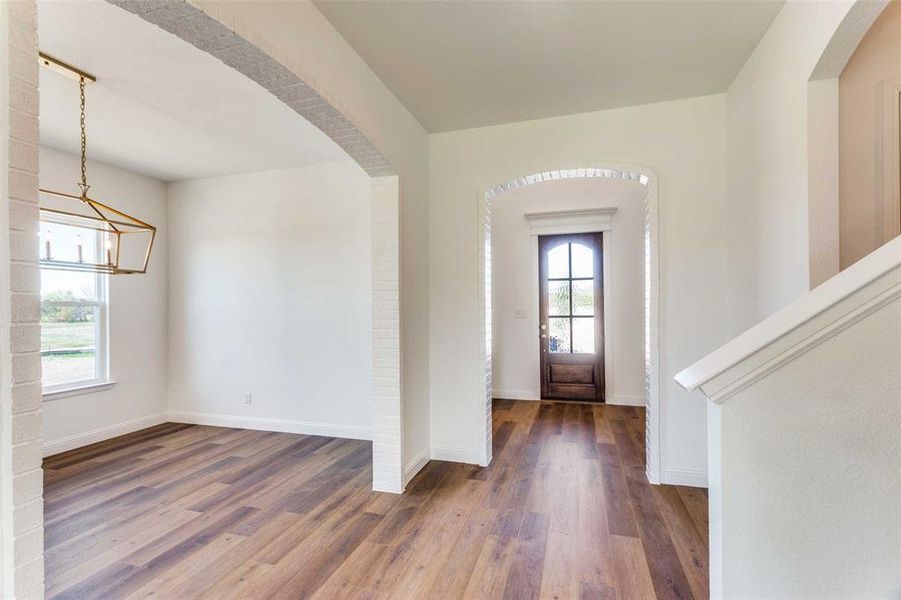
[38,52,156,275]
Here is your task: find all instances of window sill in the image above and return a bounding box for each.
[43,380,116,401]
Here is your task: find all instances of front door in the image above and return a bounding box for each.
[538,233,604,402]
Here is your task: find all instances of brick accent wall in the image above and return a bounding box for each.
[477,197,493,466]
[370,177,403,492]
[1,0,44,597]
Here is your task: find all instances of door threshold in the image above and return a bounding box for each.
[538,398,606,405]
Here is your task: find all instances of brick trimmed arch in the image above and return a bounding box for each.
[479,165,661,483]
[108,0,394,177]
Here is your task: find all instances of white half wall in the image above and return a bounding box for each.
[698,253,901,598]
[166,161,372,439]
[40,147,169,455]
[490,177,646,405]
[429,93,730,485]
[718,302,901,597]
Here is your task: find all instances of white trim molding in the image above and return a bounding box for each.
[608,394,647,407]
[480,163,661,483]
[492,389,539,401]
[43,412,166,457]
[42,380,116,402]
[524,207,617,235]
[402,447,431,487]
[675,237,901,402]
[167,411,373,441]
[490,393,646,407]
[662,467,708,488]
[431,445,485,466]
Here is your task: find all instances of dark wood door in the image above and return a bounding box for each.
[539,233,604,402]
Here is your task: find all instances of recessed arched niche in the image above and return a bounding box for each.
[807,0,894,287]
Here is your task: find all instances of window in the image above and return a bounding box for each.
[40,224,109,392]
[547,241,596,354]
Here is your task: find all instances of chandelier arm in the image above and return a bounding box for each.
[38,208,148,231]
[38,188,155,231]
[84,199,122,233]
[79,196,156,231]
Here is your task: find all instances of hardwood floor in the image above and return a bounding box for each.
[43,400,708,599]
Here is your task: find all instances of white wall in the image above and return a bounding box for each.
[430,93,729,484]
[40,147,169,453]
[725,1,858,328]
[839,0,901,269]
[166,161,372,437]
[491,177,646,404]
[197,0,431,472]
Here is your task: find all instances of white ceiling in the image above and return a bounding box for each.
[314,0,784,132]
[39,0,349,183]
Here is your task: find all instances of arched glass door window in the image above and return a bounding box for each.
[547,242,595,354]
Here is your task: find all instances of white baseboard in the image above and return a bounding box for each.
[492,389,539,401]
[607,394,647,407]
[492,391,647,406]
[430,445,482,465]
[662,467,708,488]
[372,477,402,494]
[167,410,372,441]
[43,412,167,457]
[402,447,431,487]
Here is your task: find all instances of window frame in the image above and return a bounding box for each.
[546,241,596,354]
[40,230,111,396]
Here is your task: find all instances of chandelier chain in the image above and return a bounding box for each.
[79,75,88,194]
[37,51,156,274]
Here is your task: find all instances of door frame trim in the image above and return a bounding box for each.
[527,211,615,403]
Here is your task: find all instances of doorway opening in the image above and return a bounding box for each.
[539,233,605,402]
[480,165,661,482]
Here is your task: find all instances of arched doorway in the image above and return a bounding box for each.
[479,164,662,483]
[105,0,406,493]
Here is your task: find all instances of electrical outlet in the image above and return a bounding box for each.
[244,393,252,405]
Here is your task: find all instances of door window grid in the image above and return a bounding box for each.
[547,242,595,354]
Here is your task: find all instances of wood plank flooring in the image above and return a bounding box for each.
[43,400,708,599]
